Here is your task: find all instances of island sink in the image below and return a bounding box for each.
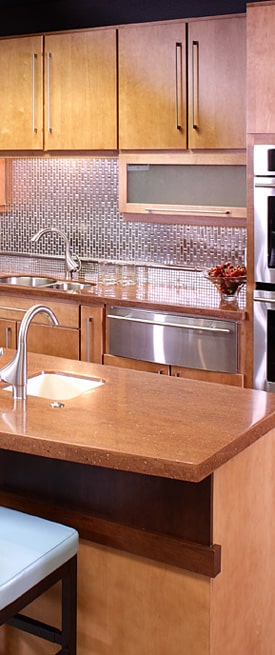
[5,371,104,400]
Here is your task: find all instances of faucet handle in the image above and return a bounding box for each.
[72,253,81,273]
[0,347,4,358]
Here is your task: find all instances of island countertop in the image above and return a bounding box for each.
[0,349,274,483]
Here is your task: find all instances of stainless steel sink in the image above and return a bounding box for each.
[0,275,57,287]
[47,281,95,291]
[4,371,104,400]
[0,276,95,291]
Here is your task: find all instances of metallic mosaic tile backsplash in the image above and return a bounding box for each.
[0,158,246,268]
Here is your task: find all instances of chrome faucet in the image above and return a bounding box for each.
[31,227,81,280]
[0,304,59,400]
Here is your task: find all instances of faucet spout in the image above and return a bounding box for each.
[31,227,81,280]
[0,304,59,400]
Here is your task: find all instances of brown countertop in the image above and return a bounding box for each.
[0,266,247,319]
[0,349,273,483]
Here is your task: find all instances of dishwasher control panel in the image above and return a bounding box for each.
[107,307,238,374]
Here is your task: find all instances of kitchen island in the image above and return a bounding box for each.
[0,350,274,655]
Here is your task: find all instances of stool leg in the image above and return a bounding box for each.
[61,555,77,655]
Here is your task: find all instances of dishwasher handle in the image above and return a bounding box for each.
[107,313,231,334]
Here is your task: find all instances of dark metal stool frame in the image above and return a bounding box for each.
[0,554,77,655]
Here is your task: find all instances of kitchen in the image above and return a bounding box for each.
[0,0,274,654]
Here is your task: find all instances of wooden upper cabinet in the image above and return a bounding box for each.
[188,15,246,149]
[118,22,187,150]
[118,16,246,151]
[247,1,275,134]
[44,29,117,150]
[0,36,43,150]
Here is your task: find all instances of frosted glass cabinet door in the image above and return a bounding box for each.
[0,36,43,150]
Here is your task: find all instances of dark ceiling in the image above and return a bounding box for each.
[0,0,263,36]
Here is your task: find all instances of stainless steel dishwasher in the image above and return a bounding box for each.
[107,307,238,373]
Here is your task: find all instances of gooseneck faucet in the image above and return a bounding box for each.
[0,304,59,400]
[31,227,81,280]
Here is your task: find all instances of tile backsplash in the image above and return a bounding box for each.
[0,157,246,268]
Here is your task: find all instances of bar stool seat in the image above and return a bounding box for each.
[0,506,79,655]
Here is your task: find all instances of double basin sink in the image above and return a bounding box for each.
[0,275,100,400]
[0,275,95,292]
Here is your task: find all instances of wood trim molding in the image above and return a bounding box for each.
[0,490,221,578]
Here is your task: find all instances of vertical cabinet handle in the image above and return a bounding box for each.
[32,53,38,134]
[86,317,92,362]
[5,327,11,348]
[175,42,183,131]
[191,40,199,130]
[46,52,52,134]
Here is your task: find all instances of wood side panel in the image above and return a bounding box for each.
[2,540,211,655]
[211,428,275,654]
[247,2,275,134]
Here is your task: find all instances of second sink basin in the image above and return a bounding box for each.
[47,281,95,291]
[26,371,104,400]
[0,276,96,292]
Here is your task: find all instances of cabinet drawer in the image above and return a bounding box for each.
[104,354,169,375]
[22,324,79,360]
[0,295,79,327]
[107,307,239,374]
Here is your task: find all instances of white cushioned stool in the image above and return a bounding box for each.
[0,506,79,655]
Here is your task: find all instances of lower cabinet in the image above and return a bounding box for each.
[0,296,105,363]
[171,366,244,387]
[103,354,244,386]
[25,323,79,359]
[103,354,169,375]
[80,305,104,364]
[0,318,17,349]
[0,295,80,360]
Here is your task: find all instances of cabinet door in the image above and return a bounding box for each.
[118,22,187,149]
[44,29,117,150]
[0,318,17,349]
[188,15,246,149]
[247,2,275,134]
[0,36,43,150]
[104,354,169,375]
[23,324,79,360]
[171,366,244,387]
[81,305,104,364]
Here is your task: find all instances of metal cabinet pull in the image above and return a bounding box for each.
[191,40,199,130]
[32,53,38,134]
[107,314,231,333]
[145,207,231,215]
[5,327,11,348]
[175,42,183,131]
[46,52,52,134]
[86,317,92,362]
[254,182,275,189]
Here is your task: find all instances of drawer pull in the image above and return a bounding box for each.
[108,314,231,334]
